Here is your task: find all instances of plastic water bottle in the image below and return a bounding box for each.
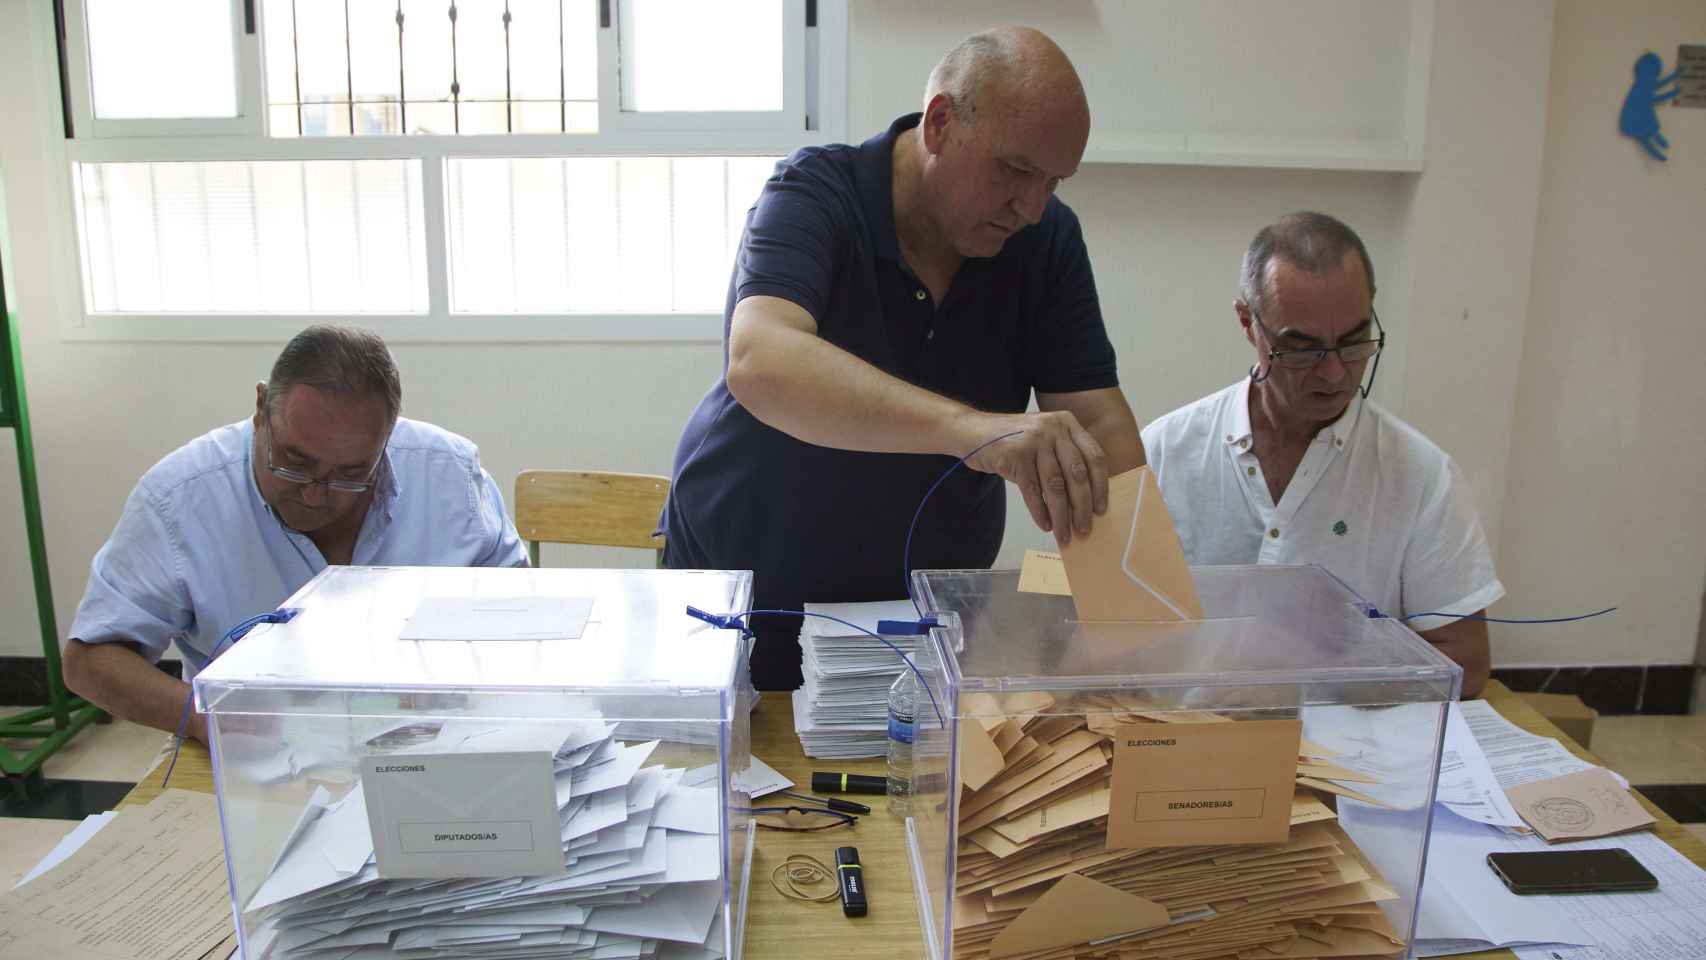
[887,669,916,816]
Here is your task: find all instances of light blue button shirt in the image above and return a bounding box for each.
[69,417,527,674]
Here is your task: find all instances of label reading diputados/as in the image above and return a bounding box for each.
[360,751,565,880]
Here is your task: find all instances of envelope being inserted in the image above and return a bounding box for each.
[1027,466,1203,622]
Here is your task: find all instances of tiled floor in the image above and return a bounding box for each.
[1593,714,1706,784]
[1,708,172,825]
[2,710,173,783]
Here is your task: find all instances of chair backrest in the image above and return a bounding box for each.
[514,470,670,567]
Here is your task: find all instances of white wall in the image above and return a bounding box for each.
[1495,0,1706,667]
[0,0,1603,669]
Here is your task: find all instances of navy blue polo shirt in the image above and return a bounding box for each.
[663,113,1118,689]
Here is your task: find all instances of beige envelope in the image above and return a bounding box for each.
[987,873,1170,958]
[1106,719,1301,849]
[960,717,1008,792]
[1056,466,1204,622]
[1505,767,1656,841]
[1017,549,1074,596]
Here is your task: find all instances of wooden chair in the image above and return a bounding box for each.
[513,470,670,567]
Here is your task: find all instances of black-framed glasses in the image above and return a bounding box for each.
[737,806,859,832]
[1250,306,1386,398]
[262,420,382,494]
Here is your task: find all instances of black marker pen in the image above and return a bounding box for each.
[812,772,887,795]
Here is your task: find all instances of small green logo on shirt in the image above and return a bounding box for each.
[1333,520,1348,536]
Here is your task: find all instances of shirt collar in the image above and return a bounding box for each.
[1229,378,1365,450]
[855,113,922,264]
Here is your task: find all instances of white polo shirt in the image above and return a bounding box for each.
[1140,379,1504,632]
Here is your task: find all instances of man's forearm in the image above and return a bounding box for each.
[1077,400,1145,475]
[63,639,204,741]
[1420,615,1491,698]
[728,313,994,457]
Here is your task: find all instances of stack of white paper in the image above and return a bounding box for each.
[242,720,730,960]
[792,599,919,759]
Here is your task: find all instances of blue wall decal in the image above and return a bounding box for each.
[1620,51,1682,161]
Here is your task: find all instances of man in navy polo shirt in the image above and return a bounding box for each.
[664,27,1143,690]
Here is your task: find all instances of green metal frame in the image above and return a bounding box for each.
[0,171,103,778]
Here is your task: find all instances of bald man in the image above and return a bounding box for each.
[663,27,1142,689]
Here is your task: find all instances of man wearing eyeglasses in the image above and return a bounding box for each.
[1141,212,1501,696]
[62,325,526,740]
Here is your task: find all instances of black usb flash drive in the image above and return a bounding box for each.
[835,846,867,917]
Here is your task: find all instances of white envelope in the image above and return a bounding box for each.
[361,751,565,880]
[583,879,724,944]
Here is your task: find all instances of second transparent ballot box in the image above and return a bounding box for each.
[906,564,1460,960]
[193,566,755,960]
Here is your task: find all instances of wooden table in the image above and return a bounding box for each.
[120,681,1706,958]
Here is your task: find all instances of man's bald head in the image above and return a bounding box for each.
[924,26,1089,129]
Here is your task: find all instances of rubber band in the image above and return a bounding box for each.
[770,854,840,903]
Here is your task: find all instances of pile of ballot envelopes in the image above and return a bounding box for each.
[241,718,730,960]
[947,693,1408,960]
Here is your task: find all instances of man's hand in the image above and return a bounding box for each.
[958,410,1109,544]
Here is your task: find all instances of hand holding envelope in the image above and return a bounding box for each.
[1021,466,1203,622]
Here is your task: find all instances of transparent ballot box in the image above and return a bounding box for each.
[194,566,754,960]
[906,564,1460,960]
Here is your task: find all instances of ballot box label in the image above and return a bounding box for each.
[361,750,565,879]
[1133,787,1267,822]
[1106,718,1300,848]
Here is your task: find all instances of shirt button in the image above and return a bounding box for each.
[926,329,935,340]
[914,289,927,301]
[1335,438,1344,448]
[1225,434,1234,443]
[1269,528,1280,539]
[1246,466,1256,477]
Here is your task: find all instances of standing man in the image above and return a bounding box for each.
[64,325,526,740]
[664,27,1142,689]
[1142,212,1502,696]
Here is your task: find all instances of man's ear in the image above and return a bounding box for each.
[919,92,955,156]
[1236,301,1256,347]
[254,382,268,424]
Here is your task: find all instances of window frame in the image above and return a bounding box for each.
[52,0,849,343]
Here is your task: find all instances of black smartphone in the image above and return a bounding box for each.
[1486,849,1658,895]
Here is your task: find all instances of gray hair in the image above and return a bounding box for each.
[265,325,402,424]
[1239,212,1376,315]
[926,31,1007,123]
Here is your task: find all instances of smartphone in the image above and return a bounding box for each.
[1486,849,1658,895]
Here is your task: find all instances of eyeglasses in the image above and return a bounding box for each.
[1249,305,1386,398]
[1251,306,1385,369]
[738,806,859,832]
[262,420,382,494]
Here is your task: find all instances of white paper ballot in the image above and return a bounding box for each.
[400,596,593,641]
[1436,701,1529,829]
[362,751,565,880]
[13,811,118,889]
[243,738,732,959]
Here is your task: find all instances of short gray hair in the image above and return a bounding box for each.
[265,325,402,423]
[925,31,1008,124]
[1239,212,1376,315]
